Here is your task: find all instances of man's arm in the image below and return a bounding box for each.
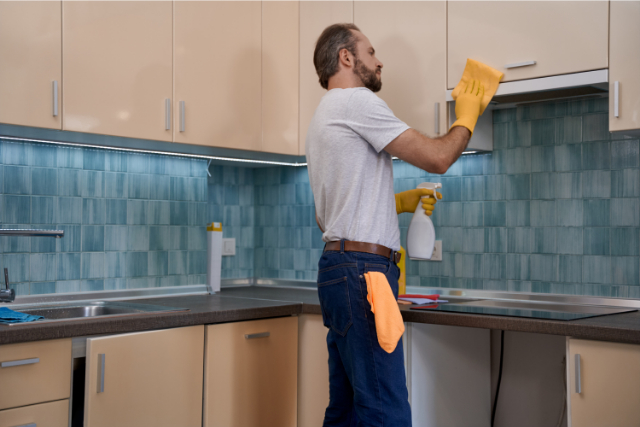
[315,212,325,233]
[384,127,470,175]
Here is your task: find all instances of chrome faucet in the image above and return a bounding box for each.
[0,229,64,302]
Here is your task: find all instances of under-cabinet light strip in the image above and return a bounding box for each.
[0,135,307,167]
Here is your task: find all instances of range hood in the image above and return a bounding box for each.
[448,69,609,153]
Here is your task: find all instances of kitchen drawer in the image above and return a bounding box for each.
[0,339,72,410]
[0,399,69,427]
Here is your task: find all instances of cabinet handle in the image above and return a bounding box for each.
[52,81,58,117]
[434,102,440,135]
[574,353,582,394]
[1,357,39,368]
[97,353,105,393]
[165,99,171,130]
[245,332,270,339]
[180,101,185,132]
[614,81,620,118]
[504,61,536,69]
[12,423,36,427]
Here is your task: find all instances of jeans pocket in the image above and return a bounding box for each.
[317,276,353,336]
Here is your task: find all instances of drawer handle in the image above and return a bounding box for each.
[575,353,582,394]
[245,332,270,339]
[165,98,171,130]
[180,101,185,132]
[1,357,39,368]
[504,61,536,69]
[12,424,36,427]
[614,81,620,118]
[52,80,58,117]
[97,353,105,393]
[434,102,440,135]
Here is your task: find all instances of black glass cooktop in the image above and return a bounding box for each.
[411,303,637,321]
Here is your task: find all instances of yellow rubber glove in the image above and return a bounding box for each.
[450,79,484,136]
[395,188,443,216]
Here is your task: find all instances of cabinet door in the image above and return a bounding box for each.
[299,2,353,155]
[63,1,172,141]
[297,314,330,427]
[609,1,640,133]
[0,399,68,427]
[0,1,62,129]
[204,316,298,427]
[262,1,300,155]
[355,2,447,137]
[448,2,609,88]
[84,326,204,427]
[568,338,640,427]
[174,2,262,150]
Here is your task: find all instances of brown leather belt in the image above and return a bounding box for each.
[324,241,402,264]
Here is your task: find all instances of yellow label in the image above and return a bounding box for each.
[398,246,406,295]
[207,222,223,232]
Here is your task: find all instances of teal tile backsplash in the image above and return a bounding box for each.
[2,95,640,298]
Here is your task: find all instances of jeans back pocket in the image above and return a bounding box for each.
[317,276,353,336]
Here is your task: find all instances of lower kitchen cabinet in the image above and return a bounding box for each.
[567,338,640,427]
[83,325,204,427]
[297,314,330,427]
[0,399,69,427]
[204,316,298,427]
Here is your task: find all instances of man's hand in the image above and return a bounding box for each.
[450,79,484,136]
[395,188,443,216]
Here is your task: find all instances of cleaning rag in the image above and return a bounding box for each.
[365,272,405,353]
[451,58,504,116]
[0,307,43,324]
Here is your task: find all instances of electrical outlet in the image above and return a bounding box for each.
[222,238,236,256]
[430,240,442,261]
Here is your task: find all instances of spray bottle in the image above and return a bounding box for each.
[406,182,442,260]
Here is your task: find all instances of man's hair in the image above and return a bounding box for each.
[313,23,360,90]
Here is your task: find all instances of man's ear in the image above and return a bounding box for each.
[338,48,353,69]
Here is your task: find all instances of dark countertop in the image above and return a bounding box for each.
[2,286,640,346]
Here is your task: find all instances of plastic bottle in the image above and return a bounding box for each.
[406,182,442,260]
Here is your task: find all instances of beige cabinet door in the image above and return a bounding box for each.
[262,1,300,155]
[448,2,609,88]
[297,314,330,427]
[84,326,204,427]
[355,2,447,137]
[299,1,353,155]
[568,338,640,427]
[63,1,173,141]
[0,399,68,427]
[0,1,62,129]
[174,2,262,150]
[609,1,640,133]
[204,316,298,427]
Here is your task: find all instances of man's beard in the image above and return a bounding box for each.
[354,57,382,93]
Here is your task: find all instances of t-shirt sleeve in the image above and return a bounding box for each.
[345,89,411,153]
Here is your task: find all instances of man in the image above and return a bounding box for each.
[306,23,486,426]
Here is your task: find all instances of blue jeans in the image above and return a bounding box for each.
[317,242,412,427]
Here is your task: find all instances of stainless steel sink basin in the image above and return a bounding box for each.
[2,301,189,326]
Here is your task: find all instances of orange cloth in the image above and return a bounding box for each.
[365,272,405,353]
[451,59,504,116]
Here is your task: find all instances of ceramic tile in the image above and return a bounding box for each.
[582,170,611,199]
[559,255,582,283]
[484,227,507,253]
[530,173,553,200]
[505,148,531,174]
[57,146,83,169]
[583,255,611,284]
[128,174,150,199]
[169,251,188,275]
[170,202,188,225]
[5,166,31,194]
[30,281,56,295]
[582,142,610,170]
[2,141,32,165]
[56,225,82,252]
[529,254,557,282]
[188,251,207,275]
[506,201,530,227]
[106,199,127,225]
[170,227,189,251]
[506,174,531,200]
[454,253,483,278]
[57,169,82,197]
[583,199,610,226]
[556,199,583,227]
[530,200,555,226]
[483,175,505,201]
[531,118,556,146]
[584,227,610,255]
[610,228,639,256]
[610,198,640,226]
[31,168,57,195]
[188,227,207,251]
[611,140,640,169]
[81,252,104,279]
[31,196,55,224]
[57,253,81,280]
[554,172,582,199]
[105,225,128,252]
[150,175,171,200]
[463,202,483,227]
[555,116,582,145]
[462,228,484,253]
[82,198,105,225]
[493,121,516,150]
[105,252,126,278]
[555,144,582,172]
[582,113,609,142]
[30,224,56,253]
[531,146,555,173]
[125,252,148,277]
[611,257,639,285]
[506,254,530,280]
[556,227,583,255]
[29,254,56,282]
[82,225,104,252]
[484,201,506,227]
[55,280,81,293]
[148,251,168,276]
[148,201,170,225]
[81,280,104,292]
[57,197,82,224]
[532,228,556,254]
[512,120,532,148]
[3,195,30,224]
[83,149,105,171]
[483,253,506,279]
[611,169,640,198]
[127,200,148,225]
[507,227,531,254]
[81,170,104,198]
[127,153,149,174]
[127,226,149,251]
[104,151,128,172]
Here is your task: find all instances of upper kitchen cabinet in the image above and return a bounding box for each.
[355,2,447,137]
[84,326,204,427]
[609,1,640,134]
[0,1,62,129]
[448,2,609,88]
[174,2,262,150]
[262,1,300,155]
[299,1,353,154]
[62,1,172,141]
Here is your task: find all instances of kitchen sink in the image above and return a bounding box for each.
[2,301,189,326]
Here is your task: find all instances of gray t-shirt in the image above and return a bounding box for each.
[305,87,410,251]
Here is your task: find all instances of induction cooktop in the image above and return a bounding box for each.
[410,299,637,321]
